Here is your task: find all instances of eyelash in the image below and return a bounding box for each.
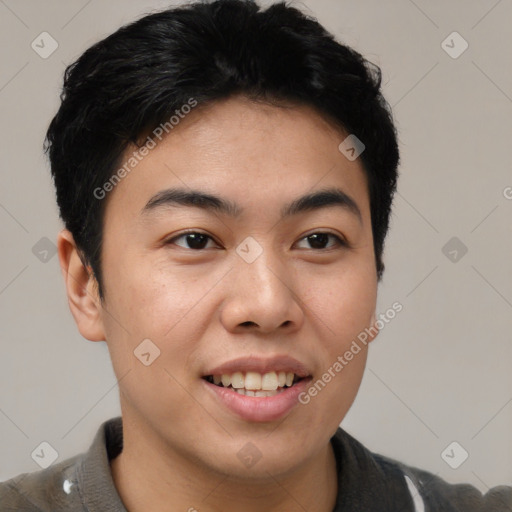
[165,230,348,251]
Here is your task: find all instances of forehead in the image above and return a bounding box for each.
[103,95,370,220]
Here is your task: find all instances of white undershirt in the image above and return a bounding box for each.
[404,475,426,512]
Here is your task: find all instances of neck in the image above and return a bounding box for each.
[110,415,338,512]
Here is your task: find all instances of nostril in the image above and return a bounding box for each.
[240,321,257,327]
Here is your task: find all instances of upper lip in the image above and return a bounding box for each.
[203,355,312,378]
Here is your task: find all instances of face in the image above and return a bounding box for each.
[81,95,378,478]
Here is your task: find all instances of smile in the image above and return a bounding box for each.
[203,371,303,397]
[202,371,312,422]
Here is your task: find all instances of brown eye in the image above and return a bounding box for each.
[296,232,346,250]
[168,232,217,250]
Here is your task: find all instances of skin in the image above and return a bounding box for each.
[58,94,379,512]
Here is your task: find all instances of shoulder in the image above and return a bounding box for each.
[0,453,84,512]
[0,416,123,512]
[330,427,511,511]
[375,452,512,512]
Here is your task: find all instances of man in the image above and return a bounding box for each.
[1,1,510,510]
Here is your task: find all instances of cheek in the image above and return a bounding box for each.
[100,256,229,372]
[304,265,377,350]
[100,260,214,420]
[294,270,374,428]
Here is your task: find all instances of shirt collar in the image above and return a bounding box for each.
[75,416,415,512]
[75,416,127,511]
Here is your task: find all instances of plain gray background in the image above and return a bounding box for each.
[1,0,511,493]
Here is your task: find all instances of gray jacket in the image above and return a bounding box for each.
[1,416,510,511]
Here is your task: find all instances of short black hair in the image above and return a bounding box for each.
[45,0,399,300]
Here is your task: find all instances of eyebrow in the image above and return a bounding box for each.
[141,186,362,223]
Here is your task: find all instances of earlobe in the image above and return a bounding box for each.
[57,229,106,342]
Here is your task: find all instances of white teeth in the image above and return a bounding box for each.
[244,372,262,390]
[231,372,244,389]
[235,388,280,397]
[261,371,278,390]
[214,370,299,392]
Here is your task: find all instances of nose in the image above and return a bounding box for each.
[220,249,304,335]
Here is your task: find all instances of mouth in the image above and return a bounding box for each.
[201,357,313,422]
[201,355,313,421]
[202,371,305,397]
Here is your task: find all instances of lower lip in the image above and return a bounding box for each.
[202,378,311,422]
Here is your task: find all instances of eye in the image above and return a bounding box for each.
[295,232,346,250]
[166,231,218,250]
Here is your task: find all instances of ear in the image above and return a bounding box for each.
[57,229,106,342]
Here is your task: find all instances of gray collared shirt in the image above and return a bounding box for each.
[1,417,126,511]
[1,416,510,511]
